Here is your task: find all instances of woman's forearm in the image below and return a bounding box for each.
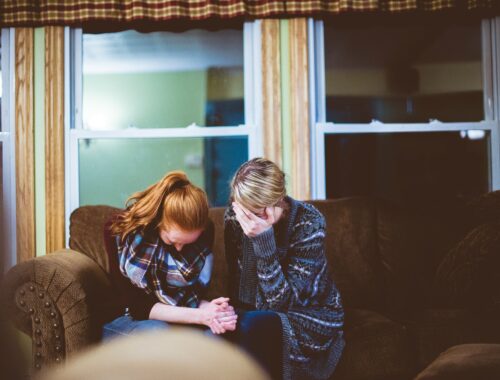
[149,302,203,325]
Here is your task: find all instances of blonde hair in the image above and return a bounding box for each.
[111,171,209,241]
[230,158,286,211]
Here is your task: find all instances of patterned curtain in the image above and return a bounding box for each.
[1,0,498,27]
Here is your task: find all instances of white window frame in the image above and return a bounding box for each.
[65,22,263,242]
[1,28,16,270]
[309,18,500,199]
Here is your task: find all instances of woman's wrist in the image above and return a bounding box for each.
[149,302,206,325]
[196,308,209,326]
[198,300,210,308]
[250,228,276,258]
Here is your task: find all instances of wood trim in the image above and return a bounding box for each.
[289,18,310,200]
[45,26,65,252]
[15,28,35,263]
[261,19,282,166]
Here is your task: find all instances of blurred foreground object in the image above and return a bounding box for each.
[37,328,269,380]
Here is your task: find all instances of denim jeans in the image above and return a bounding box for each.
[102,313,214,341]
[224,310,283,380]
[102,314,171,341]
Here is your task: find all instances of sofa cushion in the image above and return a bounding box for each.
[407,308,500,371]
[376,199,467,314]
[467,190,500,225]
[332,308,413,380]
[415,344,500,380]
[434,222,500,308]
[311,198,385,311]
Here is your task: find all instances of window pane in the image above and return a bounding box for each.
[79,136,247,207]
[324,22,483,123]
[0,142,3,233]
[0,29,2,132]
[82,29,244,130]
[325,130,489,205]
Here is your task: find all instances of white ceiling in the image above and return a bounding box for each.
[83,29,244,74]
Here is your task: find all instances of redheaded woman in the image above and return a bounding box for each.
[103,171,237,338]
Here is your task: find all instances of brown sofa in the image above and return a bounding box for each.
[3,195,500,379]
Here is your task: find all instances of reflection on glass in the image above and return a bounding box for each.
[82,29,244,130]
[324,22,483,123]
[325,131,489,206]
[79,136,247,207]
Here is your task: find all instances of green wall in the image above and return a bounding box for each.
[80,70,207,207]
[83,70,207,129]
[79,138,206,207]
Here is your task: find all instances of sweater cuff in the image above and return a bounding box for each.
[250,228,277,259]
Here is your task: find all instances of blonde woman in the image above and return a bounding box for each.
[224,158,345,380]
[103,171,237,338]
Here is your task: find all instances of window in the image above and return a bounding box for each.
[67,24,261,219]
[1,28,15,270]
[311,18,500,206]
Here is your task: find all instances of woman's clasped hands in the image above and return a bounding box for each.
[199,297,237,335]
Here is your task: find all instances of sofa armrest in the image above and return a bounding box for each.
[1,250,118,372]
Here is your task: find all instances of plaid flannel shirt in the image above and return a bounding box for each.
[117,228,213,308]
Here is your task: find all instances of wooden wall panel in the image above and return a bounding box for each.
[15,28,35,263]
[289,19,310,200]
[261,19,282,166]
[45,26,65,252]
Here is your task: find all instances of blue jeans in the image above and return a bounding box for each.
[102,314,170,341]
[102,313,214,341]
[224,310,283,380]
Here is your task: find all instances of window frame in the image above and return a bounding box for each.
[65,23,263,239]
[1,28,16,270]
[309,18,500,199]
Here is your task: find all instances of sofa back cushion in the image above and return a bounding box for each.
[69,200,385,309]
[69,205,121,273]
[206,207,227,300]
[310,198,385,310]
[376,199,469,312]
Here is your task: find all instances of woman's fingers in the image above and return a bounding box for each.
[218,313,238,321]
[234,211,252,233]
[265,206,277,224]
[235,202,253,218]
[220,321,237,331]
[233,203,250,222]
[211,297,229,305]
[212,319,225,334]
[218,317,238,325]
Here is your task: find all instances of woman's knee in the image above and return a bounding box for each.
[238,311,282,336]
[131,319,169,333]
[102,315,169,341]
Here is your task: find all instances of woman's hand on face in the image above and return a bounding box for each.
[232,202,280,238]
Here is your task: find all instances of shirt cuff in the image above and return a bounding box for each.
[250,228,277,259]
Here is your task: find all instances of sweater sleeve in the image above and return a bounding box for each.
[251,212,333,312]
[103,219,157,320]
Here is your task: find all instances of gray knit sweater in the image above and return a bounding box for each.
[224,197,345,380]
